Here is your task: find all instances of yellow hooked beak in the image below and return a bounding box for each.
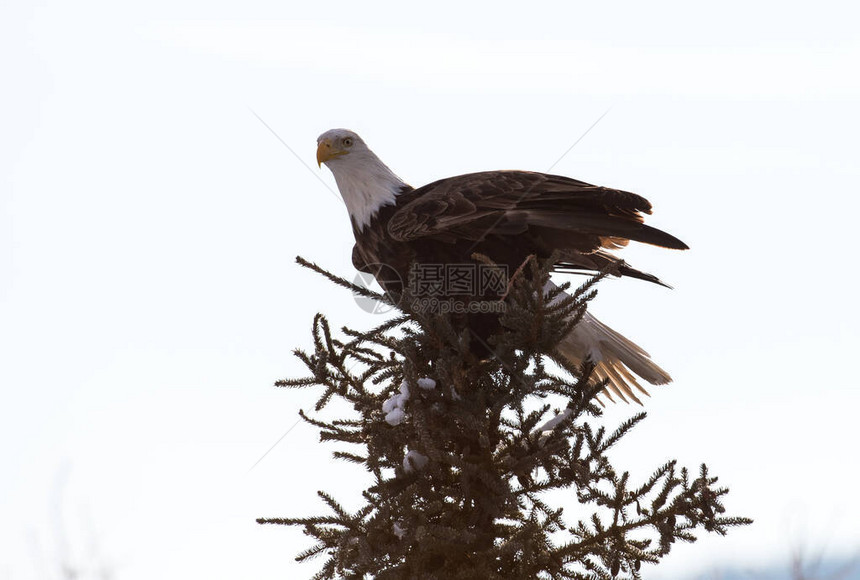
[316,139,347,167]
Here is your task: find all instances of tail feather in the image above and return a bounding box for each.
[548,282,671,404]
[587,315,672,386]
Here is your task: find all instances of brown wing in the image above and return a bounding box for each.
[386,171,687,251]
[352,244,373,273]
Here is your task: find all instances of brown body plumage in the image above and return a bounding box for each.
[317,129,687,403]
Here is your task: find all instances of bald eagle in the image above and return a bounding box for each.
[316,128,687,403]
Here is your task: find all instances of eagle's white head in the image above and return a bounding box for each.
[317,128,407,230]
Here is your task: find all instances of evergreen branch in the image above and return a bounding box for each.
[260,255,751,578]
[296,255,392,304]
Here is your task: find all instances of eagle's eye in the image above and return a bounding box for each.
[342,137,353,147]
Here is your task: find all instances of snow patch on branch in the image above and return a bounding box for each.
[537,408,573,434]
[403,450,429,473]
[385,407,406,426]
[383,381,411,425]
[417,377,436,390]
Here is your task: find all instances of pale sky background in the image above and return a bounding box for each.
[2,1,859,578]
